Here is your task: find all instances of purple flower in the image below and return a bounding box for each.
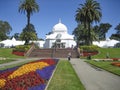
[28,84,46,90]
[36,65,55,80]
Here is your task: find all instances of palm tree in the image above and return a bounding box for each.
[75,0,102,45]
[19,0,39,26]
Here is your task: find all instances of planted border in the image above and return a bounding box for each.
[0,59,59,90]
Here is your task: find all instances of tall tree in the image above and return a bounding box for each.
[0,20,12,40]
[20,24,38,44]
[73,24,88,45]
[19,0,39,26]
[115,23,120,34]
[75,0,102,45]
[94,23,112,40]
[19,0,39,44]
[110,23,120,41]
[73,24,98,46]
[12,33,20,40]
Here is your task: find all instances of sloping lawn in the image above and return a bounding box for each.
[47,60,85,90]
[86,60,120,76]
[0,48,24,58]
[0,48,24,64]
[92,48,120,59]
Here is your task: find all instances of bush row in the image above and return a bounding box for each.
[13,45,31,52]
[80,45,99,52]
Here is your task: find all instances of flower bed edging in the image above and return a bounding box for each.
[12,51,25,56]
[111,62,120,67]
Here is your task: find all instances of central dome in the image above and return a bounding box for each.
[52,20,67,33]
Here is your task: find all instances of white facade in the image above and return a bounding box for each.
[44,20,76,48]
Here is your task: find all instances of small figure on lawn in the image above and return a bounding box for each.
[68,52,71,61]
[106,52,109,58]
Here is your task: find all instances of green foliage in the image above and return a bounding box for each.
[0,20,12,40]
[47,60,85,90]
[110,34,120,41]
[20,24,38,45]
[115,23,120,33]
[80,45,99,52]
[93,23,112,40]
[0,48,24,58]
[19,0,39,26]
[12,33,20,40]
[110,23,120,40]
[13,45,31,52]
[73,24,88,45]
[75,0,102,45]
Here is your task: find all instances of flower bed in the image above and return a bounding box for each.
[0,59,59,90]
[82,51,98,57]
[12,51,25,56]
[112,58,120,61]
[111,62,120,67]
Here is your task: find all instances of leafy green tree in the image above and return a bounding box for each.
[12,33,20,40]
[110,23,120,41]
[19,0,39,26]
[115,23,120,34]
[0,20,12,40]
[110,34,120,41]
[75,0,102,45]
[20,24,38,44]
[94,23,112,40]
[73,24,88,45]
[19,0,39,44]
[73,24,98,46]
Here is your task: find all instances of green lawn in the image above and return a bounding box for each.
[92,48,120,59]
[0,48,24,58]
[0,59,35,70]
[86,60,120,76]
[0,59,16,64]
[0,48,24,65]
[47,60,85,90]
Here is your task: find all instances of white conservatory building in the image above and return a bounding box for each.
[44,20,76,48]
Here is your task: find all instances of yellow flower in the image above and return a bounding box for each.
[8,62,49,79]
[0,79,6,88]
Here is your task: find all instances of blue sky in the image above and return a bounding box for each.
[0,0,120,39]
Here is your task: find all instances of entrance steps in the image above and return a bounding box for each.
[28,48,79,58]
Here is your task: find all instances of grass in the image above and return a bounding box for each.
[47,60,85,90]
[91,48,120,59]
[86,60,120,76]
[0,48,24,58]
[0,59,16,64]
[0,59,35,70]
[0,48,25,64]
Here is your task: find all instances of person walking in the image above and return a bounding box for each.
[68,52,71,61]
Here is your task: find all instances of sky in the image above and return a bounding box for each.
[0,0,120,39]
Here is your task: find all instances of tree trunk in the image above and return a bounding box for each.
[27,11,30,26]
[88,23,92,45]
[25,39,29,45]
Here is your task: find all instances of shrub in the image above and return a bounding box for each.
[80,45,99,52]
[13,45,31,52]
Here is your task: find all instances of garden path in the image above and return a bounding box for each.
[70,58,120,90]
